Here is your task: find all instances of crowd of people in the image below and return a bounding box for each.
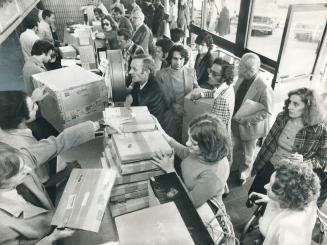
[0,0,326,244]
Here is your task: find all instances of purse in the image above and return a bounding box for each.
[312,209,327,244]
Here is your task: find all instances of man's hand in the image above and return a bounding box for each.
[31,86,49,102]
[48,228,75,242]
[190,92,202,101]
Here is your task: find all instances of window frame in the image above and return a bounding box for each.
[189,0,327,87]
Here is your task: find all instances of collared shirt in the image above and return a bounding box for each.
[233,74,256,115]
[19,29,40,61]
[252,112,327,176]
[139,80,148,90]
[38,20,54,44]
[202,83,235,132]
[22,56,47,95]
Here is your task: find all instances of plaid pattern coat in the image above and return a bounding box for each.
[251,111,327,176]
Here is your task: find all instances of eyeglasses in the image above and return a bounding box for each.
[209,69,222,77]
[103,22,110,26]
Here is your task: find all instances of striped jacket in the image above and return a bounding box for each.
[251,111,327,176]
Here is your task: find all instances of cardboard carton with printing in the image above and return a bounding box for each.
[32,66,108,131]
[59,45,77,59]
[51,168,116,232]
[182,88,214,143]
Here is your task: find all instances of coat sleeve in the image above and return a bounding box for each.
[307,125,327,170]
[22,121,95,169]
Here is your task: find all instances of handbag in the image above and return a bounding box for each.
[238,118,270,141]
[312,209,327,244]
[196,199,236,245]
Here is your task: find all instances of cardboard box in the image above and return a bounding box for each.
[78,45,97,70]
[51,169,116,232]
[150,173,215,245]
[112,130,173,164]
[64,27,94,48]
[115,202,195,245]
[110,196,149,217]
[32,66,108,131]
[182,88,214,143]
[59,45,77,59]
[103,106,156,133]
[111,180,148,197]
[110,189,148,203]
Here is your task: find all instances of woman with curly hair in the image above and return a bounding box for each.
[194,32,214,88]
[249,161,320,245]
[249,87,327,207]
[152,113,231,208]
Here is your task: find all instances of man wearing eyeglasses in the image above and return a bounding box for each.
[191,58,235,137]
[130,10,155,55]
[232,53,273,186]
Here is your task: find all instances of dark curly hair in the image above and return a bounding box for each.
[272,160,320,210]
[211,58,234,85]
[188,113,231,163]
[0,91,30,130]
[283,87,325,126]
[195,32,214,51]
[166,44,189,66]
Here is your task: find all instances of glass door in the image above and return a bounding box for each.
[273,3,327,88]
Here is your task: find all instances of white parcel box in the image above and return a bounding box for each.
[32,66,108,131]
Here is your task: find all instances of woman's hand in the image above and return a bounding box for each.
[151,151,175,173]
[151,115,171,142]
[95,32,105,39]
[288,152,304,163]
[31,86,49,102]
[48,228,75,242]
[249,192,270,204]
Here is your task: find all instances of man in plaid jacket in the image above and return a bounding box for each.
[191,58,235,135]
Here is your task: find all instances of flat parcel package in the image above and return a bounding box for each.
[32,65,108,131]
[112,130,173,164]
[51,168,116,232]
[115,202,195,245]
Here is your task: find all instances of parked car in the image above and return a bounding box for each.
[294,23,324,42]
[251,16,275,35]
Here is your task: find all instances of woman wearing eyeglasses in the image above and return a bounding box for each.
[96,15,119,50]
[249,161,320,245]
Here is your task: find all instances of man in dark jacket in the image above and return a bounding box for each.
[130,10,155,55]
[129,54,168,123]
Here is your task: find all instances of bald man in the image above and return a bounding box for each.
[130,10,154,55]
[232,53,273,185]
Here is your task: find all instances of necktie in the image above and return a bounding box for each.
[16,183,46,209]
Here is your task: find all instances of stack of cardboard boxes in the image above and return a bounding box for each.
[32,65,108,131]
[100,107,173,217]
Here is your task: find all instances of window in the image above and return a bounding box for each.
[246,0,327,61]
[204,0,241,43]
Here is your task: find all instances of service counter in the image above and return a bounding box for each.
[58,137,118,245]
